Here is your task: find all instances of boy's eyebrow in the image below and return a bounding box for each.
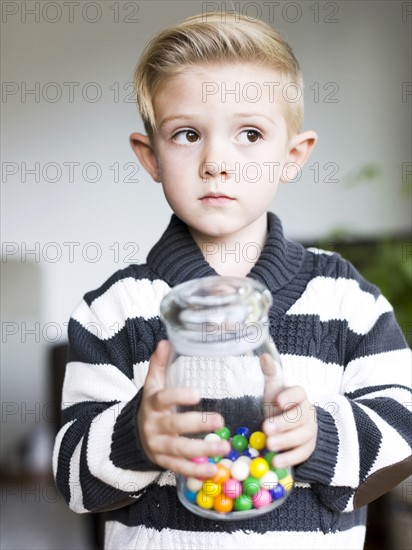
[235,113,277,125]
[158,115,196,128]
[159,113,277,128]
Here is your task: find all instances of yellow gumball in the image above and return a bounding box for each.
[249,431,267,451]
[202,480,221,498]
[250,457,269,478]
[196,490,214,509]
[279,474,294,492]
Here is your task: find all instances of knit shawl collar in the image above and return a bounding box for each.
[146,212,304,294]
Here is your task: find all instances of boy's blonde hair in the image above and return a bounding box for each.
[133,12,304,138]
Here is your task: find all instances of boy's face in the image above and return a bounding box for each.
[132,63,316,246]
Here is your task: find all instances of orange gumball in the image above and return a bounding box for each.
[213,492,234,513]
[212,463,231,484]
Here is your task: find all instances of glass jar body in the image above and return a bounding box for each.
[160,277,294,520]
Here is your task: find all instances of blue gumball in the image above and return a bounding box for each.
[184,488,198,503]
[225,450,240,461]
[235,426,251,439]
[269,484,286,501]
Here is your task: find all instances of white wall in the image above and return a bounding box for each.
[1,0,411,460]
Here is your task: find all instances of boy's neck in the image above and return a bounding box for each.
[189,216,268,278]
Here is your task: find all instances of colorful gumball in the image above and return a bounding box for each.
[222,478,243,499]
[215,427,231,440]
[242,448,255,459]
[252,488,272,509]
[196,490,214,509]
[235,426,251,439]
[250,457,269,478]
[264,451,277,468]
[269,484,286,501]
[279,474,294,492]
[248,447,260,458]
[230,459,250,481]
[234,494,253,511]
[275,467,288,480]
[184,488,197,503]
[213,493,234,513]
[202,480,221,498]
[237,455,251,465]
[219,458,233,471]
[243,476,261,496]
[225,450,240,462]
[249,431,267,451]
[231,434,248,453]
[212,463,231,484]
[260,470,279,490]
[186,477,203,492]
[209,455,222,463]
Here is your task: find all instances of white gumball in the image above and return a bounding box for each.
[237,456,252,465]
[260,470,279,490]
[219,458,233,471]
[186,477,203,492]
[230,459,250,481]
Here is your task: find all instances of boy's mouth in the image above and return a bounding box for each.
[200,192,235,205]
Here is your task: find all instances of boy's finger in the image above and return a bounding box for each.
[144,340,171,394]
[276,385,307,408]
[159,410,224,435]
[272,441,316,469]
[150,387,201,411]
[260,353,284,406]
[266,425,315,453]
[263,403,309,434]
[153,434,230,460]
[156,453,218,479]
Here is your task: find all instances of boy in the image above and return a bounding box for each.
[53,13,412,550]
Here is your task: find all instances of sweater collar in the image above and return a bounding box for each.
[146,212,304,294]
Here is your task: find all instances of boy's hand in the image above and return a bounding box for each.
[262,386,318,469]
[137,340,231,479]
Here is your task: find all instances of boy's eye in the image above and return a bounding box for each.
[238,129,263,143]
[173,130,199,144]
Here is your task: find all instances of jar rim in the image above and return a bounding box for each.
[160,276,272,337]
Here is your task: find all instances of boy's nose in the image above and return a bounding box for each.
[201,161,230,181]
[199,140,235,182]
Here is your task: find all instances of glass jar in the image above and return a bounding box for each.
[159,276,293,520]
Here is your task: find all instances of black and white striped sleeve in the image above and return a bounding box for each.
[293,253,412,512]
[52,270,170,513]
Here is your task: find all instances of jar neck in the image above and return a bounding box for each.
[168,323,270,357]
[160,276,273,356]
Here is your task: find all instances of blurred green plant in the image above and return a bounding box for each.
[317,163,412,346]
[323,237,411,346]
[344,163,383,187]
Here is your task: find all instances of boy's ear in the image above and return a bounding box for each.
[281,130,318,183]
[130,132,161,183]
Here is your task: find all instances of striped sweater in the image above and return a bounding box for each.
[53,212,412,550]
